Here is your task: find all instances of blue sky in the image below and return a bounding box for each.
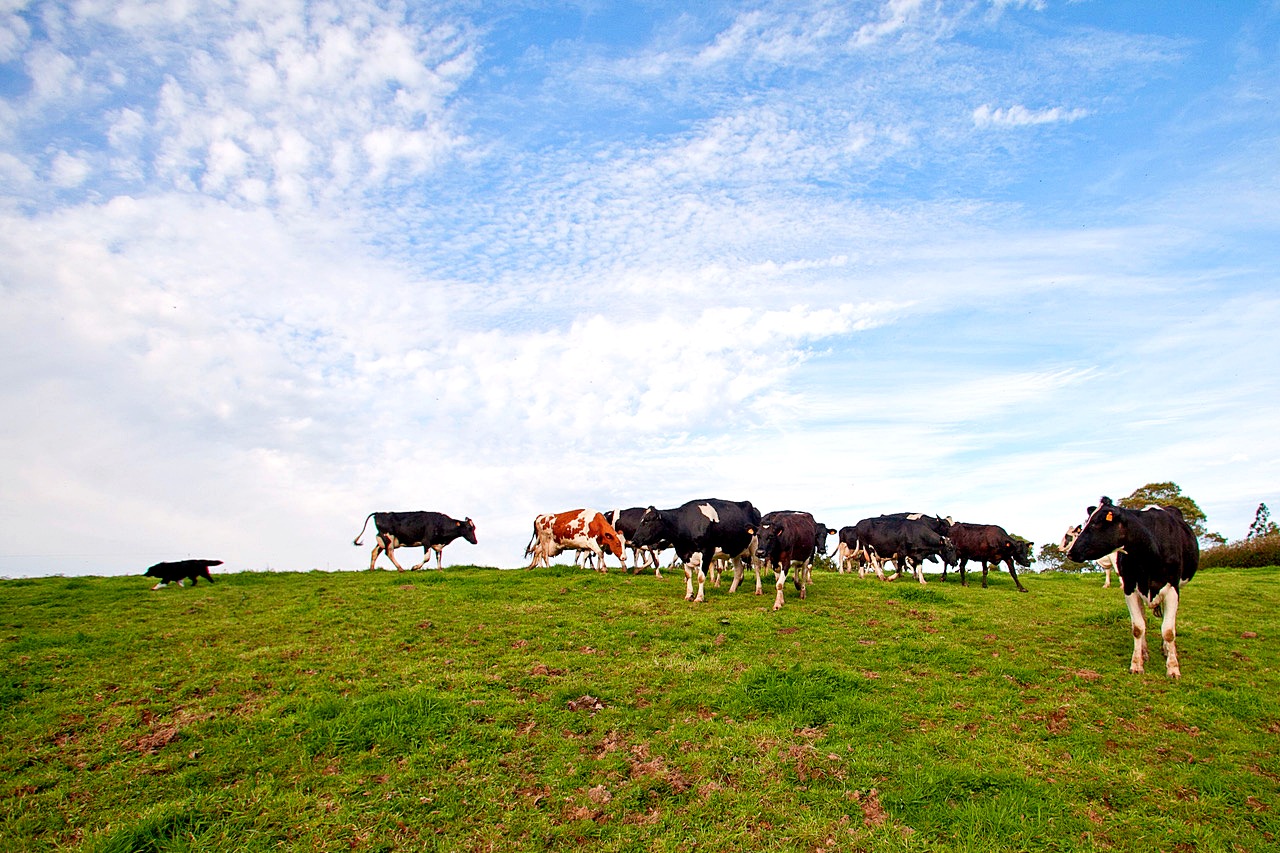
[1,0,1277,577]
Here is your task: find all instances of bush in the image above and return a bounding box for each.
[1200,534,1280,569]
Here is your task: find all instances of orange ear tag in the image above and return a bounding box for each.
[1105,512,1113,521]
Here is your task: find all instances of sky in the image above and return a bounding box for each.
[1,0,1277,578]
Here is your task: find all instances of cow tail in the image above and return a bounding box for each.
[353,513,375,546]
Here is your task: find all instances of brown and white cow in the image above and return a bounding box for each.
[525,509,626,572]
[1061,524,1120,587]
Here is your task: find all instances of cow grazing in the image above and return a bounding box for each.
[1061,524,1120,587]
[525,509,625,571]
[1067,496,1198,678]
[756,511,818,610]
[352,511,478,572]
[630,499,761,602]
[605,507,666,577]
[947,522,1031,592]
[145,559,221,590]
[845,516,956,584]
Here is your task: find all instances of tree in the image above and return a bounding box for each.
[1247,503,1279,540]
[1119,482,1224,546]
[1036,542,1089,573]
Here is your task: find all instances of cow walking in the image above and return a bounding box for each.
[948,522,1031,592]
[630,499,761,602]
[1066,496,1198,678]
[145,559,221,590]
[353,511,477,571]
[605,507,667,576]
[525,509,625,571]
[844,516,956,584]
[756,511,818,610]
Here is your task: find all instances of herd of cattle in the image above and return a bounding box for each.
[144,495,1200,678]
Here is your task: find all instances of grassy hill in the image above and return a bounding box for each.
[2,565,1278,852]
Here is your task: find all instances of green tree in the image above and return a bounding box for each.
[1036,542,1088,573]
[1247,503,1279,540]
[1119,481,1224,546]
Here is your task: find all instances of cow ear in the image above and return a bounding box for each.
[1087,505,1097,517]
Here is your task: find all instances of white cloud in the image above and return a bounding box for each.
[972,103,1091,127]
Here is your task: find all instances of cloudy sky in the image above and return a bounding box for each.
[1,0,1277,578]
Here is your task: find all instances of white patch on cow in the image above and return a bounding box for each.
[698,504,720,524]
[906,513,923,520]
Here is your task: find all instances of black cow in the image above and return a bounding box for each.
[1067,496,1198,678]
[352,511,478,571]
[947,522,1031,592]
[846,516,956,584]
[756,512,818,610]
[145,559,220,590]
[631,498,761,602]
[606,507,667,576]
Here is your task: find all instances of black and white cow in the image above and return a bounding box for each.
[630,498,761,602]
[1061,524,1120,588]
[1066,496,1198,678]
[946,522,1031,592]
[846,516,957,584]
[756,511,818,610]
[352,511,478,571]
[605,507,667,576]
[145,559,221,590]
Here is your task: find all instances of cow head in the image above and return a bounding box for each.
[1067,497,1124,562]
[631,506,672,548]
[1011,537,1033,567]
[1059,524,1083,551]
[459,517,478,544]
[937,537,958,566]
[755,522,779,560]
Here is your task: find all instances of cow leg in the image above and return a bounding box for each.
[368,543,384,571]
[379,535,409,572]
[1103,563,1112,588]
[958,558,968,587]
[1125,591,1150,674]
[1154,584,1181,679]
[687,552,708,602]
[1006,558,1028,593]
[910,557,926,585]
[435,545,444,570]
[411,548,429,571]
[752,554,763,595]
[151,581,165,590]
[773,565,787,611]
[981,561,988,589]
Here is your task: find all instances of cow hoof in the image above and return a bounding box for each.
[1017,586,1028,593]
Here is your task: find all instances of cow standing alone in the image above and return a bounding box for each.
[145,559,221,590]
[353,511,478,571]
[1067,496,1198,678]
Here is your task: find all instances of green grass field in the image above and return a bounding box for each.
[2,565,1277,852]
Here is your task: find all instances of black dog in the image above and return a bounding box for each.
[144,559,221,589]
